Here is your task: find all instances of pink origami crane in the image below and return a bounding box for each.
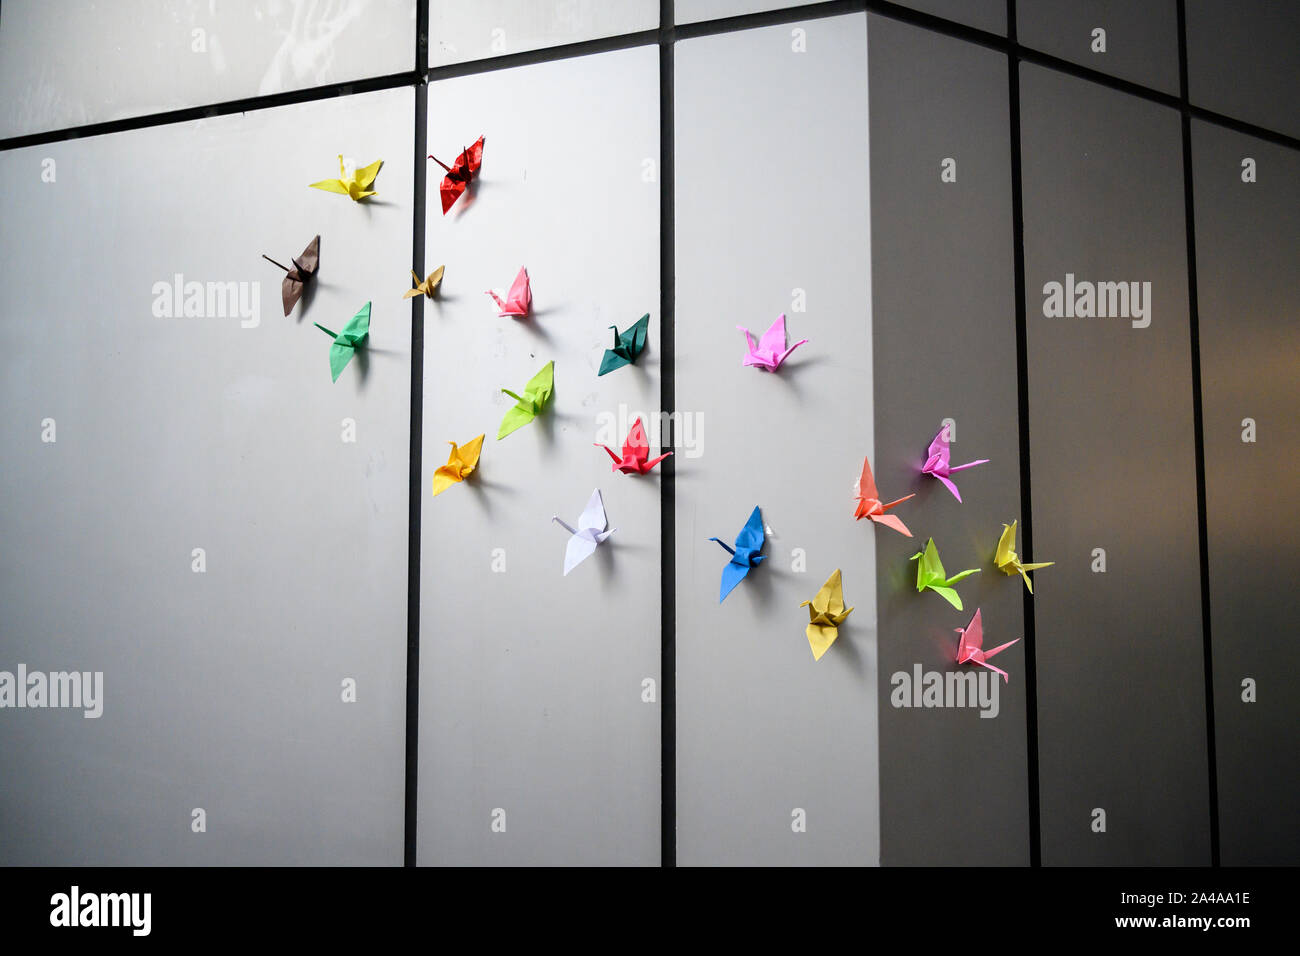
[921,426,988,502]
[485,266,531,317]
[596,417,672,475]
[955,608,1020,683]
[736,314,807,371]
[853,455,914,536]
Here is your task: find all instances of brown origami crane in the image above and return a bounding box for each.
[262,235,320,317]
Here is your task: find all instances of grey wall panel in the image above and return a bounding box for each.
[417,47,661,866]
[868,15,1029,866]
[0,88,414,864]
[676,0,822,24]
[889,0,1006,35]
[1192,122,1300,865]
[1021,65,1210,865]
[0,0,416,139]
[1186,0,1300,140]
[1017,0,1180,96]
[430,0,657,67]
[675,15,878,866]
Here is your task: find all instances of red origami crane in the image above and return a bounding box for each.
[428,135,484,215]
[853,455,914,536]
[595,418,672,475]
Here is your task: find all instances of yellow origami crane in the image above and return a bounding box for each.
[403,265,445,300]
[432,434,484,496]
[309,155,383,201]
[799,569,854,661]
[994,520,1053,593]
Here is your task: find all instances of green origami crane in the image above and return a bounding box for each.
[314,302,371,382]
[598,314,650,376]
[498,360,554,439]
[910,537,980,610]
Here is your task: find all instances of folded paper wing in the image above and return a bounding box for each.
[552,488,616,575]
[709,505,767,602]
[853,455,914,536]
[313,301,371,382]
[910,537,980,610]
[404,265,445,300]
[497,360,554,439]
[432,434,484,496]
[433,135,485,215]
[921,426,989,503]
[486,266,532,317]
[310,155,383,201]
[598,314,650,376]
[993,520,1054,593]
[799,569,854,661]
[596,417,672,475]
[737,313,808,371]
[955,608,1020,683]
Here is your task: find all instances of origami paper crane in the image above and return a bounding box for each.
[955,608,1020,683]
[313,302,370,383]
[595,418,671,476]
[994,520,1054,593]
[552,488,616,576]
[428,135,484,215]
[921,426,989,502]
[486,266,531,317]
[598,314,650,376]
[262,235,319,317]
[498,360,553,439]
[403,265,445,300]
[910,537,980,610]
[309,155,383,201]
[737,314,808,371]
[709,506,767,602]
[432,434,484,497]
[800,569,854,661]
[853,455,914,536]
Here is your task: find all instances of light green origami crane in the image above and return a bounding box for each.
[314,302,371,382]
[498,360,554,439]
[910,537,980,610]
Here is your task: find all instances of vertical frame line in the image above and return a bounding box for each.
[1006,0,1042,868]
[659,0,677,869]
[404,0,430,868]
[1175,0,1221,867]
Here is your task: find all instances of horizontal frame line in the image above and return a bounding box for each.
[1,2,1295,154]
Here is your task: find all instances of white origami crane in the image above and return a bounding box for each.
[552,488,617,575]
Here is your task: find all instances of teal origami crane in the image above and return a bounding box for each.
[910,537,980,610]
[498,360,554,439]
[598,314,650,376]
[314,302,371,382]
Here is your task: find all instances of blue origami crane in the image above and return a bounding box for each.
[708,505,767,602]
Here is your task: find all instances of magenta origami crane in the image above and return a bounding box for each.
[955,608,1020,683]
[736,314,807,371]
[485,266,531,317]
[595,417,672,475]
[921,426,988,502]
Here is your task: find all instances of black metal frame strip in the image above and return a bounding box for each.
[1175,0,1221,868]
[404,0,430,868]
[1005,0,1042,870]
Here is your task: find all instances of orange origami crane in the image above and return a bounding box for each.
[853,455,914,536]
